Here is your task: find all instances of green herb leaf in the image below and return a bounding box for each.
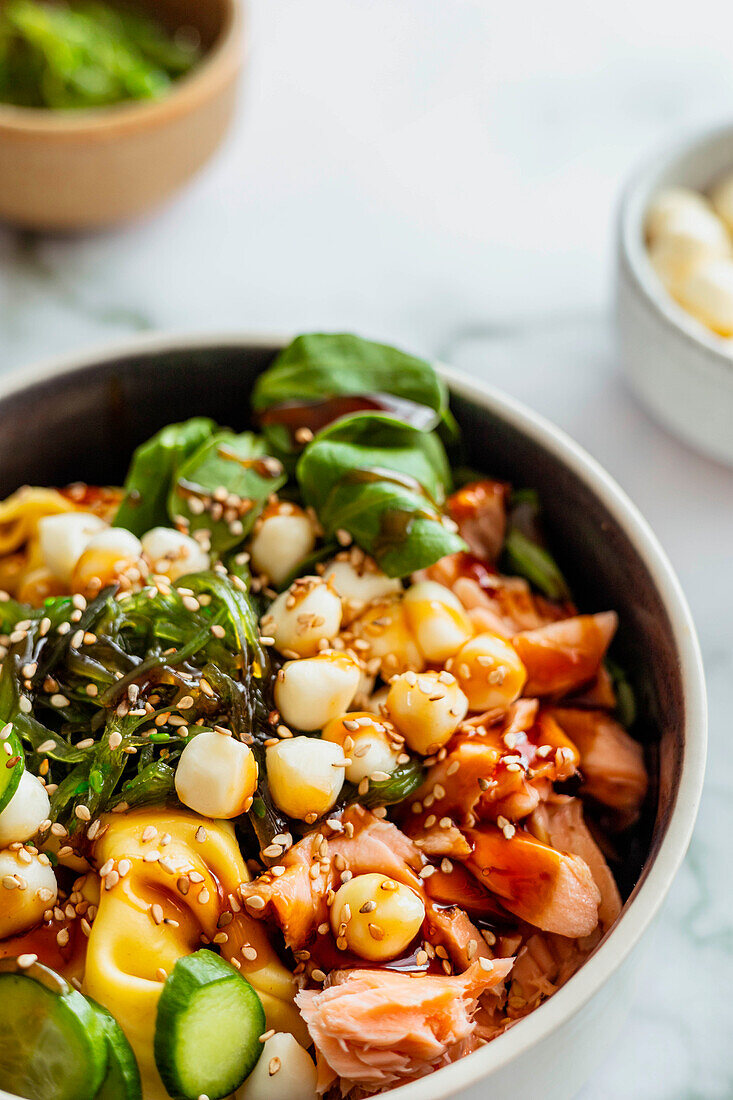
[253,333,458,451]
[337,759,425,812]
[168,432,286,553]
[114,418,215,536]
[297,413,465,577]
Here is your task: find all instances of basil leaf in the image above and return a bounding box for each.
[253,333,457,447]
[168,431,286,553]
[114,417,215,535]
[297,413,465,577]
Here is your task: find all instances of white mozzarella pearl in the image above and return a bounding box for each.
[141,527,210,580]
[71,527,144,594]
[710,173,733,234]
[322,713,401,784]
[236,1032,317,1100]
[274,652,361,731]
[249,507,316,586]
[351,598,424,678]
[330,873,425,962]
[647,202,730,297]
[452,631,527,712]
[266,736,345,821]
[174,732,258,819]
[261,577,342,658]
[645,187,714,241]
[38,512,107,584]
[0,771,50,847]
[403,580,474,663]
[678,257,733,335]
[0,849,57,938]
[322,558,402,622]
[386,670,468,755]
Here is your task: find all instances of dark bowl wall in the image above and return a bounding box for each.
[0,342,682,898]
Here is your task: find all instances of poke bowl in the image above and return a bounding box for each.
[0,333,706,1100]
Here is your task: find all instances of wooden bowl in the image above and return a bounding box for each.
[0,0,243,230]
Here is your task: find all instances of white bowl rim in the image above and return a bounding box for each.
[619,118,733,380]
[0,330,707,1100]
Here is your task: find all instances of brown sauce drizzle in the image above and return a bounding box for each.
[259,392,436,441]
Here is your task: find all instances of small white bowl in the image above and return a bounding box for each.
[616,122,733,466]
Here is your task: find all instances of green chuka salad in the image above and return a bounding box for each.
[0,0,200,109]
[0,334,647,1100]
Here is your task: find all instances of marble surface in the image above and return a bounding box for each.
[0,1,731,1096]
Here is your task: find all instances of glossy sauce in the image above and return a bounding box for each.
[259,392,436,441]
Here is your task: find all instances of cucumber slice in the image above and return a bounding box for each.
[0,958,107,1100]
[154,950,265,1100]
[0,730,24,813]
[89,1000,142,1100]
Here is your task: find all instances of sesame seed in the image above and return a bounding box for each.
[17,953,37,968]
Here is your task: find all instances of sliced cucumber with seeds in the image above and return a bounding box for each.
[89,1000,142,1100]
[154,950,265,1100]
[0,958,107,1100]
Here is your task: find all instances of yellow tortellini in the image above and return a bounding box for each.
[84,808,305,1100]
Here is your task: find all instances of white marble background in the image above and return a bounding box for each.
[1,1,732,1096]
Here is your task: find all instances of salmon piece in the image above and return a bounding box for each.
[446,480,509,563]
[513,612,617,697]
[529,798,622,929]
[463,825,600,938]
[423,905,495,971]
[565,665,617,710]
[297,959,514,1091]
[240,807,424,950]
[421,552,568,637]
[548,707,648,827]
[423,862,511,922]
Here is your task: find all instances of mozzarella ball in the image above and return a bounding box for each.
[647,202,730,298]
[0,771,50,847]
[710,173,733,233]
[249,503,317,586]
[0,849,57,938]
[386,670,468,755]
[266,736,345,821]
[38,512,107,584]
[261,577,342,658]
[645,187,713,241]
[72,527,144,595]
[330,873,425,962]
[678,257,733,335]
[236,1032,317,1100]
[351,598,424,678]
[141,527,210,580]
[322,712,401,784]
[175,732,258,819]
[274,652,361,731]
[403,581,474,663]
[452,632,526,712]
[322,556,402,623]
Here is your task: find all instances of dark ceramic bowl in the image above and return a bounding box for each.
[0,334,706,1100]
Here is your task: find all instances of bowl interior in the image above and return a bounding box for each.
[135,0,232,56]
[0,341,685,902]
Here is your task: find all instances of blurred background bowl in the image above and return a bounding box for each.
[616,123,733,468]
[0,0,243,231]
